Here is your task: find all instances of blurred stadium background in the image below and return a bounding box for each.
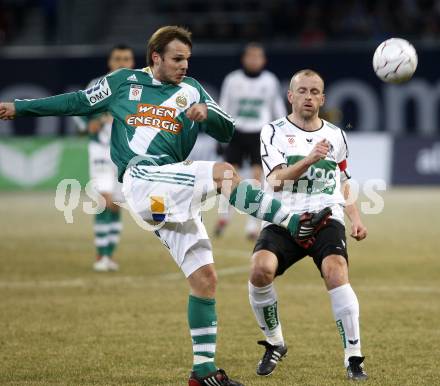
[0,1,439,385]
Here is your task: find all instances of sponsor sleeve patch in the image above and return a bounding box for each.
[84,77,112,106]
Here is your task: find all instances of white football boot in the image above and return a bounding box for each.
[93,256,119,272]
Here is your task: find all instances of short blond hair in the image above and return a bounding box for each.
[289,69,325,91]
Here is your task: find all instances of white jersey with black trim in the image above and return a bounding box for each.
[260,116,350,227]
[219,69,286,133]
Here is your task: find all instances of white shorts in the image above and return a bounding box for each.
[89,141,123,200]
[122,161,216,223]
[122,160,217,277]
[155,217,214,277]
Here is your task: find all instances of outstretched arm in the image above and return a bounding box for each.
[0,74,117,120]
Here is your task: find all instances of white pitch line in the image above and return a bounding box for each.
[258,283,440,294]
[0,278,87,289]
[0,267,249,289]
[1,273,440,295]
[1,245,439,295]
[358,285,440,294]
[0,248,252,288]
[215,249,251,259]
[0,266,250,289]
[161,265,249,281]
[0,276,145,289]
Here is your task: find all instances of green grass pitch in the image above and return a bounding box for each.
[0,189,439,385]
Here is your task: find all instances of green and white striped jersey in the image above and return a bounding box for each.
[220,69,286,133]
[15,67,235,181]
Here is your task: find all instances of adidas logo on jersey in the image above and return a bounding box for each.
[127,74,138,82]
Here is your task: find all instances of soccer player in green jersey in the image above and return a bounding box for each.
[74,44,135,272]
[0,27,331,386]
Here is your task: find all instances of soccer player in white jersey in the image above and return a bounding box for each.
[214,43,287,240]
[74,45,135,272]
[249,69,368,380]
[0,29,331,386]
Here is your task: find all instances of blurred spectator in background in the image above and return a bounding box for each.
[214,43,286,240]
[73,44,135,272]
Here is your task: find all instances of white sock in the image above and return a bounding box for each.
[328,283,362,367]
[249,281,284,346]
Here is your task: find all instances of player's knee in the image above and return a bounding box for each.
[199,268,218,293]
[322,254,348,287]
[250,261,276,287]
[188,264,218,297]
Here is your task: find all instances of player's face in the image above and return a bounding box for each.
[288,74,325,120]
[152,39,191,84]
[108,49,135,72]
[242,47,266,73]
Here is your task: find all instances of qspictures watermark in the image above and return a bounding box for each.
[54,173,386,231]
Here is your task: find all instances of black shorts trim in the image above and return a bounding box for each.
[224,130,261,167]
[253,219,348,276]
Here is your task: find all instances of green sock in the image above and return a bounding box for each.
[188,295,217,377]
[108,209,122,257]
[229,181,299,234]
[94,208,112,257]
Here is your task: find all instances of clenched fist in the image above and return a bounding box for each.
[305,139,329,165]
[185,103,208,122]
[350,220,368,241]
[0,102,16,120]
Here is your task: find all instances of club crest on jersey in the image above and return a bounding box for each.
[125,104,182,134]
[129,84,143,101]
[175,94,188,108]
[286,134,296,146]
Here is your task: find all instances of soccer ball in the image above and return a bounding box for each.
[373,38,418,83]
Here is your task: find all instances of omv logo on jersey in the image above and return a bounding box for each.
[125,104,182,134]
[84,77,112,106]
